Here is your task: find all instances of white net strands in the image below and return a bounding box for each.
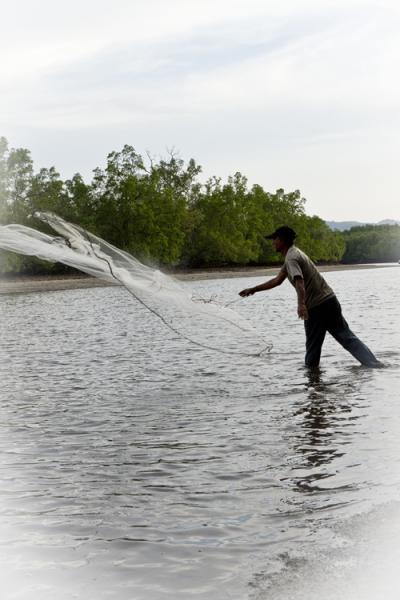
[0,212,272,357]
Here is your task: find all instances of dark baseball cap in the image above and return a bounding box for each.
[265,226,296,242]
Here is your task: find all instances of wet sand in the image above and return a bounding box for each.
[0,263,395,295]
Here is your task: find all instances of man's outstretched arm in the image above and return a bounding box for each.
[239,271,287,297]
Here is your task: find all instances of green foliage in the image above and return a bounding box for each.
[90,146,201,264]
[296,216,346,263]
[341,224,400,263]
[0,137,351,274]
[186,174,267,266]
[0,137,9,221]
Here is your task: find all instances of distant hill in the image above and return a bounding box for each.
[326,219,400,231]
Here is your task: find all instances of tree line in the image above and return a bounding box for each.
[341,224,400,263]
[1,137,395,275]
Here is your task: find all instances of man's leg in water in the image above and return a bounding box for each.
[304,306,327,368]
[326,296,381,367]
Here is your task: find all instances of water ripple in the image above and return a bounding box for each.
[0,268,399,598]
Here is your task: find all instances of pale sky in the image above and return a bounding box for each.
[1,0,399,222]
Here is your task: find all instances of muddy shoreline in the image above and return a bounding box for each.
[0,263,395,295]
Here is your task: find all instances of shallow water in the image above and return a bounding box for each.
[0,267,399,599]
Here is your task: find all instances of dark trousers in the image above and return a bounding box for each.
[304,295,379,368]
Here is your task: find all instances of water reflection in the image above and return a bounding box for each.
[287,368,362,496]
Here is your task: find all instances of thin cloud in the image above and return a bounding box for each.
[1,0,399,220]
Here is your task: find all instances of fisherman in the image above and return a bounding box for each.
[239,226,382,368]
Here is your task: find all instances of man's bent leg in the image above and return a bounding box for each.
[304,309,327,368]
[327,298,380,367]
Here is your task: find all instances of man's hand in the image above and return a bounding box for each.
[298,303,308,320]
[239,273,286,298]
[239,287,255,297]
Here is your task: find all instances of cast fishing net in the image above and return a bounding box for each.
[0,213,272,356]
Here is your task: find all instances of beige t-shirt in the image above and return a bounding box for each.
[280,246,335,310]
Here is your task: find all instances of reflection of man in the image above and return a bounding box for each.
[239,226,381,368]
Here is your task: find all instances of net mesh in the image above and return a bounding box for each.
[0,212,272,356]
